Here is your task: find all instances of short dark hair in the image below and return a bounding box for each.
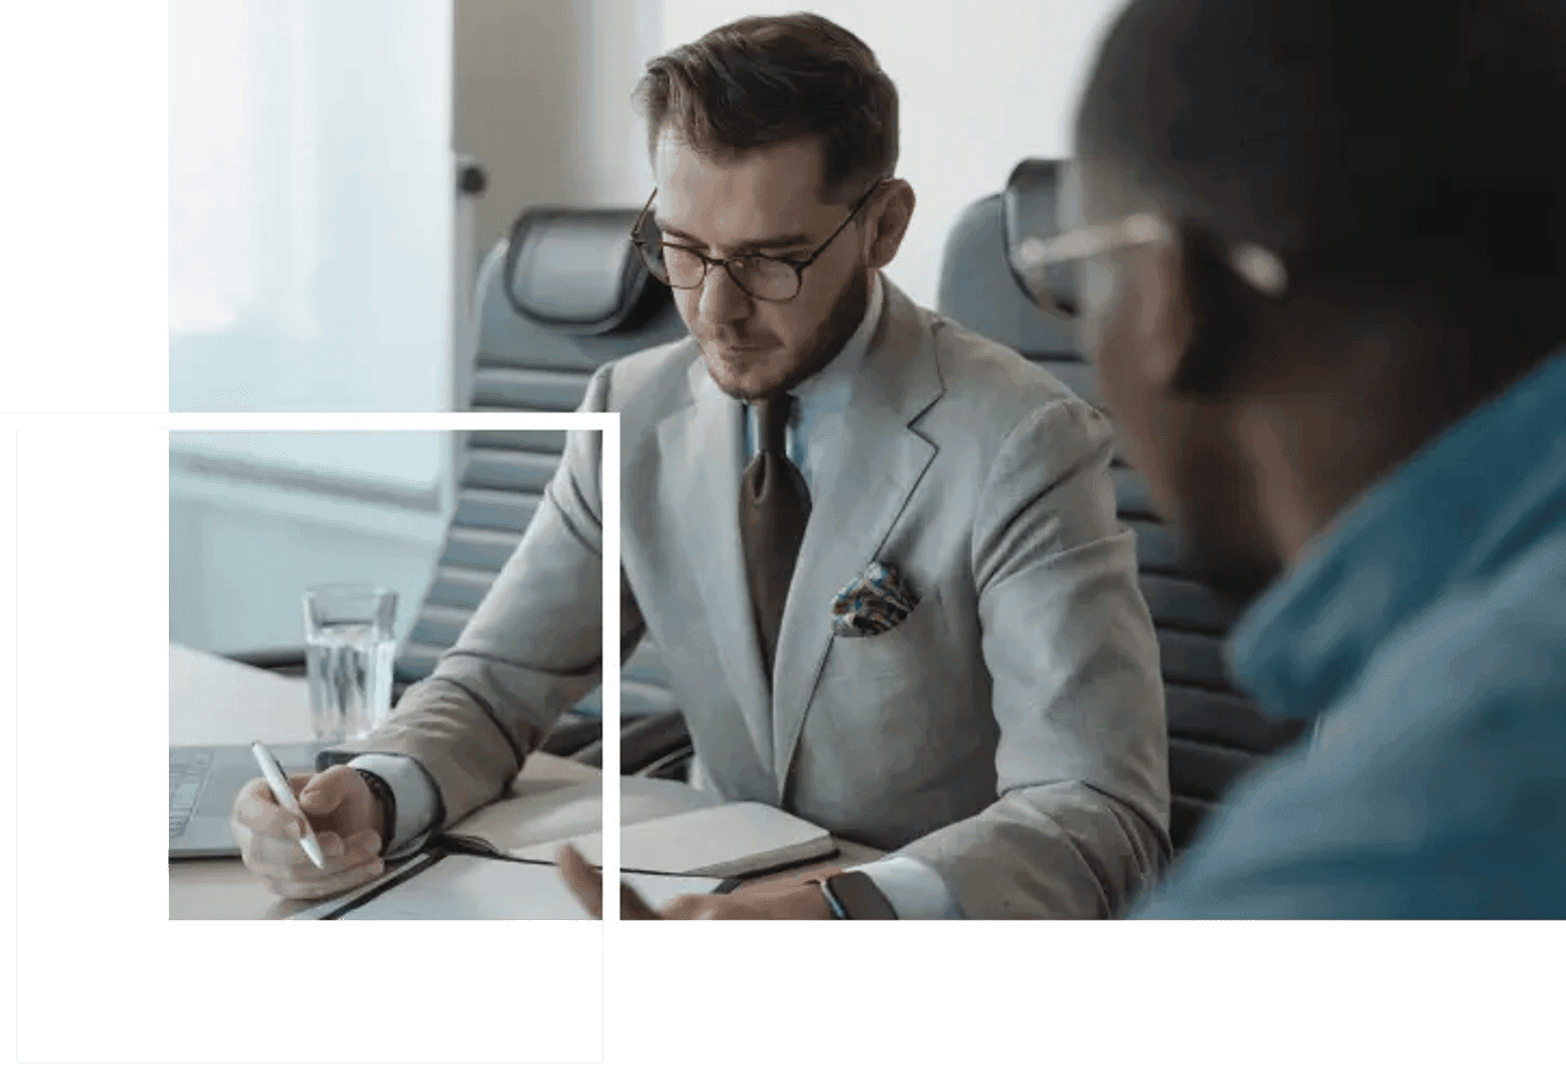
[634,12,899,202]
[1077,0,1566,362]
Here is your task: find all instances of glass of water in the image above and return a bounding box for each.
[302,584,399,745]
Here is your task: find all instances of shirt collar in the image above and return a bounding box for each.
[1228,346,1566,720]
[789,272,883,408]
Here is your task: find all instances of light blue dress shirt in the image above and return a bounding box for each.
[1135,346,1566,917]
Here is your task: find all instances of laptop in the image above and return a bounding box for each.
[169,742,319,858]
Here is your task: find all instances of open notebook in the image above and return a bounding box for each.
[445,775,721,854]
[290,852,725,920]
[511,800,838,878]
[446,776,836,879]
[290,778,837,917]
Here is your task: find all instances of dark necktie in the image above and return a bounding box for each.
[739,394,811,678]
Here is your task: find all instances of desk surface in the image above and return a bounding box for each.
[169,645,879,918]
[168,644,599,920]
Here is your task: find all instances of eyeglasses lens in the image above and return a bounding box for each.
[639,241,801,301]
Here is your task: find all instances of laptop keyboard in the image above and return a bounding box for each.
[169,748,213,840]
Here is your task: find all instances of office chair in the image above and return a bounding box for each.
[936,159,1312,853]
[402,205,691,763]
[237,205,694,771]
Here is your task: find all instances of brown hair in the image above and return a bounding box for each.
[634,13,899,203]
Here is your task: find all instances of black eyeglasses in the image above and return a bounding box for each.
[631,179,887,303]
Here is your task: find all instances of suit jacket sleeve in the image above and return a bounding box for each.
[898,396,1171,918]
[353,363,644,828]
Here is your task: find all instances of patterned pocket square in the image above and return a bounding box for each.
[830,561,919,637]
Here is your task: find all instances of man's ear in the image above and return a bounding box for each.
[864,179,915,270]
[1126,235,1191,391]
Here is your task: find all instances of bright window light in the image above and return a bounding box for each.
[169,0,453,486]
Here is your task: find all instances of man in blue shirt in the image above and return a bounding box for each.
[1030,0,1566,916]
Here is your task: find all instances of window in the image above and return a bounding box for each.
[170,0,453,488]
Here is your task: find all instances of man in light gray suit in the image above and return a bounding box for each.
[232,13,1169,919]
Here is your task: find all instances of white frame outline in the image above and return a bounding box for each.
[0,406,623,1070]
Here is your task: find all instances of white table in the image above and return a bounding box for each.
[168,644,599,919]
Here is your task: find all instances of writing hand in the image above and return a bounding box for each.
[231,765,384,899]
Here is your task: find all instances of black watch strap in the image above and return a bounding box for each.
[822,870,899,919]
[353,768,397,858]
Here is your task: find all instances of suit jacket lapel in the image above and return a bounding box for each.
[770,279,945,797]
[656,356,776,777]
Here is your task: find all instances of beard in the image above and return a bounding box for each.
[777,265,871,394]
[699,266,872,401]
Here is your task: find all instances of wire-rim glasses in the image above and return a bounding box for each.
[631,179,887,303]
[1016,213,1288,317]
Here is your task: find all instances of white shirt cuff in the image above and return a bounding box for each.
[856,855,964,919]
[348,753,440,860]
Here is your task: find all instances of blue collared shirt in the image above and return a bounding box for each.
[1135,347,1566,918]
[737,272,882,491]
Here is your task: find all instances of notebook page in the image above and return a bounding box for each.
[447,776,720,853]
[512,801,834,876]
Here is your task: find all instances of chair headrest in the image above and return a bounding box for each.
[1003,159,1077,314]
[504,207,659,336]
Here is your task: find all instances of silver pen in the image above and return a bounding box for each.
[250,740,327,869]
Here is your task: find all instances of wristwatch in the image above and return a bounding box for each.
[814,870,899,919]
[353,768,397,857]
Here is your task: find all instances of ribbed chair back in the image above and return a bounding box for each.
[396,207,689,751]
[936,160,1311,851]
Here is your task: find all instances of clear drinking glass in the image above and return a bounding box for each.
[302,584,399,745]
